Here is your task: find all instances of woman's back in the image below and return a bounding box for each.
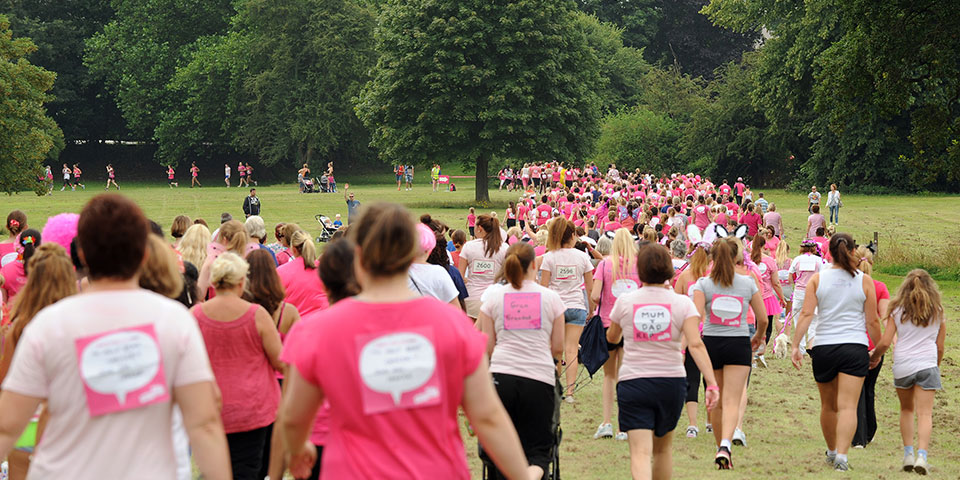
[814,268,867,346]
[282,297,485,479]
[277,256,329,316]
[890,308,940,379]
[193,303,279,433]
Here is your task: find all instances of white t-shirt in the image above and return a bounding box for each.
[610,287,699,381]
[2,290,214,480]
[813,268,867,347]
[408,263,458,303]
[890,308,942,379]
[460,239,508,299]
[481,281,565,385]
[540,248,594,310]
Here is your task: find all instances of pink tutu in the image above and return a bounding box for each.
[763,295,782,316]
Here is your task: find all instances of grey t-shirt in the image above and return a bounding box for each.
[693,273,759,338]
[346,199,361,223]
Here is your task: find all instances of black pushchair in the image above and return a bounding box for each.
[314,214,339,243]
[478,375,562,480]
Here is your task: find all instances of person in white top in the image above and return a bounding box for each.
[606,242,718,480]
[869,269,945,474]
[539,218,594,400]
[0,194,231,480]
[409,224,459,306]
[826,184,841,225]
[788,240,826,350]
[791,233,880,472]
[459,214,508,320]
[478,242,565,480]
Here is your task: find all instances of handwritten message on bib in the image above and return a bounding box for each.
[75,324,169,417]
[632,304,672,342]
[709,295,743,327]
[357,329,441,415]
[503,292,542,330]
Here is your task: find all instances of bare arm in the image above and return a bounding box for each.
[478,312,497,358]
[551,314,564,358]
[583,270,595,313]
[282,367,324,479]
[589,271,602,309]
[936,321,946,366]
[0,391,42,460]
[176,382,231,480]
[791,274,820,368]
[870,316,898,367]
[606,322,622,345]
[539,270,551,288]
[461,357,530,479]
[256,307,285,372]
[458,256,468,279]
[862,275,880,346]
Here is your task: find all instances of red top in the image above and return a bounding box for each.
[194,304,280,433]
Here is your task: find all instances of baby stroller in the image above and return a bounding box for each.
[314,214,339,243]
[478,375,562,480]
[302,177,318,193]
[320,175,330,193]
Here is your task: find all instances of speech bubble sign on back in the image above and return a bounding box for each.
[359,332,437,406]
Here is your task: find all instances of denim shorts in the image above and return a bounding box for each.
[894,367,942,390]
[564,308,588,326]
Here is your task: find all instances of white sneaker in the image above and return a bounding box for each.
[914,455,929,475]
[686,426,699,438]
[903,453,915,472]
[732,428,747,447]
[757,355,767,368]
[593,423,613,439]
[615,432,628,441]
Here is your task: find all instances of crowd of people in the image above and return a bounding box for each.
[0,165,945,479]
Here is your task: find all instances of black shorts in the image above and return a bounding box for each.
[506,219,517,228]
[604,326,624,351]
[492,373,556,472]
[617,377,686,437]
[702,336,752,368]
[810,344,869,383]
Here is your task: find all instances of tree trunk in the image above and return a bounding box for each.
[475,153,490,204]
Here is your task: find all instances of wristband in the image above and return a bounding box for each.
[705,385,719,392]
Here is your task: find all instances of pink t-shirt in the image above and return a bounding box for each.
[481,281,565,385]
[277,256,329,316]
[535,205,552,225]
[460,239,508,299]
[1,260,26,300]
[540,248,593,310]
[594,258,641,327]
[466,214,476,227]
[275,248,293,266]
[807,214,826,238]
[283,297,485,480]
[193,304,280,433]
[0,241,15,257]
[756,255,779,299]
[609,286,699,380]
[789,253,824,291]
[763,211,782,236]
[693,205,710,230]
[740,212,762,236]
[2,290,213,480]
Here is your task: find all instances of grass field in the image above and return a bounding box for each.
[3,178,959,479]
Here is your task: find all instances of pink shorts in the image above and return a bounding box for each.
[763,295,782,317]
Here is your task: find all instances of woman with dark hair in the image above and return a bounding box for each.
[1,229,41,302]
[0,210,27,259]
[791,233,881,472]
[0,194,230,479]
[280,203,531,480]
[692,238,767,469]
[426,229,468,310]
[459,214,508,320]
[170,215,191,249]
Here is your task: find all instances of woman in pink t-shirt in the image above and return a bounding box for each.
[607,243,718,479]
[191,252,283,479]
[738,204,762,238]
[589,228,641,440]
[807,205,826,239]
[458,214,508,320]
[0,210,26,260]
[276,230,328,316]
[478,242,565,479]
[540,218,595,400]
[750,238,786,353]
[280,203,532,480]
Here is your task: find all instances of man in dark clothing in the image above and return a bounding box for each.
[242,188,261,218]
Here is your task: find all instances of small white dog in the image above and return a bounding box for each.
[773,333,791,359]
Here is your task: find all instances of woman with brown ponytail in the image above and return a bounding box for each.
[459,214,508,320]
[477,242,565,479]
[1,229,41,303]
[791,233,881,472]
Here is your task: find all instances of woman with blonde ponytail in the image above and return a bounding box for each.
[277,230,328,316]
[589,228,641,440]
[477,242,565,479]
[870,269,944,473]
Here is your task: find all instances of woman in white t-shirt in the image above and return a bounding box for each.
[540,218,594,400]
[478,242,565,479]
[607,242,718,479]
[409,224,459,306]
[789,240,825,350]
[0,194,230,480]
[459,215,508,320]
[589,228,640,440]
[869,269,945,474]
[791,233,880,472]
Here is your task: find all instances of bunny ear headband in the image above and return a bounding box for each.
[686,241,712,258]
[734,224,749,240]
[686,224,702,243]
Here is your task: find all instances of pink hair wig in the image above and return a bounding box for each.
[42,213,80,258]
[416,223,437,254]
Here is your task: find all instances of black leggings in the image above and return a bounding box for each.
[765,315,774,343]
[226,425,270,480]
[684,351,706,403]
[853,355,883,447]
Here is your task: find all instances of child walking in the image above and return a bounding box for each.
[870,269,946,474]
[466,207,477,238]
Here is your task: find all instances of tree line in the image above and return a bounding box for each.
[1,0,957,199]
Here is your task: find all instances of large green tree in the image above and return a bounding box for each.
[357,0,603,203]
[0,14,63,194]
[576,12,649,112]
[157,0,376,168]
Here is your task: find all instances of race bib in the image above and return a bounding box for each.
[472,260,495,275]
[797,257,817,272]
[555,265,577,281]
[610,279,639,298]
[357,328,441,415]
[709,295,743,327]
[632,304,672,342]
[76,324,169,417]
[503,292,541,330]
